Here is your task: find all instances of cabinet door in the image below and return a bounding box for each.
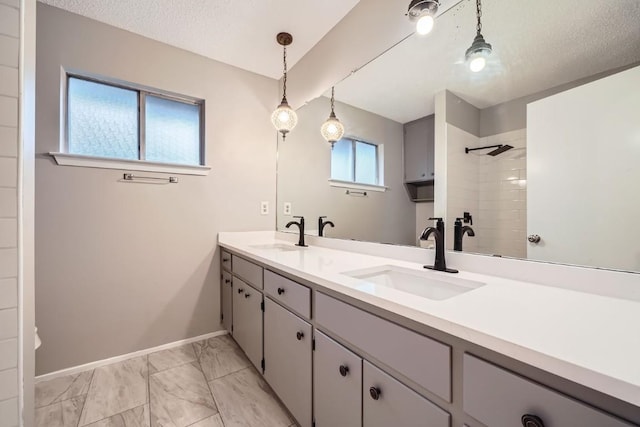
[314,331,362,427]
[232,277,263,371]
[404,115,435,182]
[264,298,312,427]
[221,270,232,332]
[363,361,450,427]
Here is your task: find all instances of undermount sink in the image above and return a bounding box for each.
[342,265,485,301]
[249,243,301,252]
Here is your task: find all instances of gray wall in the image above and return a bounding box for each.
[277,98,415,245]
[479,62,640,137]
[35,4,277,374]
[0,0,36,424]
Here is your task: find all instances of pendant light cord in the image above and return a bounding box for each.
[282,46,288,100]
[330,87,336,114]
[476,0,482,35]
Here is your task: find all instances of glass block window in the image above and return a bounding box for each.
[66,75,203,165]
[330,138,380,186]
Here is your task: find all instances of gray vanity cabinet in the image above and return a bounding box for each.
[404,115,435,183]
[313,331,362,427]
[463,354,633,427]
[231,277,263,371]
[221,270,232,332]
[363,361,450,427]
[264,298,312,427]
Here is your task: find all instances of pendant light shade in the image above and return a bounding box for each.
[320,87,345,146]
[407,0,440,35]
[272,32,297,139]
[465,0,492,72]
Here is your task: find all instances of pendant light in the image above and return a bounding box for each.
[320,87,345,147]
[465,0,492,72]
[407,0,440,35]
[271,32,297,140]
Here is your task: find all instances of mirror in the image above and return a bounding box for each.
[276,0,640,273]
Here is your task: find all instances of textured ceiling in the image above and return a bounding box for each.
[333,0,640,124]
[38,0,360,79]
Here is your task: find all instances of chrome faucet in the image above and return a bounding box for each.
[286,216,307,247]
[318,216,334,237]
[420,220,458,274]
[454,217,475,251]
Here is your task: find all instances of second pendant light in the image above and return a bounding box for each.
[320,87,345,147]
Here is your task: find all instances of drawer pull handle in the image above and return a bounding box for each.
[277,287,285,295]
[521,414,545,427]
[339,365,349,377]
[296,331,304,340]
[224,279,231,284]
[369,387,381,400]
[244,293,251,298]
[222,258,230,262]
[237,288,244,294]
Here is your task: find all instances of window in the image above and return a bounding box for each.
[63,75,205,169]
[330,138,381,186]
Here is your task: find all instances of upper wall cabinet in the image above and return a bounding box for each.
[403,115,435,202]
[404,115,435,183]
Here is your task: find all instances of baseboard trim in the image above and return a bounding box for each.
[35,330,229,383]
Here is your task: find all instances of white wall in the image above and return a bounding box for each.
[35,4,277,374]
[277,97,416,245]
[527,65,640,271]
[0,1,21,421]
[1,0,36,424]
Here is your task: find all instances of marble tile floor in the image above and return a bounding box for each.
[35,334,296,427]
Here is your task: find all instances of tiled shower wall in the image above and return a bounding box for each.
[476,129,527,258]
[446,126,527,258]
[0,0,21,424]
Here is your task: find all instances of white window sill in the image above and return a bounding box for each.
[328,179,387,192]
[49,152,211,176]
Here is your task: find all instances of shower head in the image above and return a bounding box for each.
[487,144,513,156]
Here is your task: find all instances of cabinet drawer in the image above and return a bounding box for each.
[314,331,362,427]
[363,360,450,427]
[264,298,312,427]
[232,255,263,289]
[221,250,232,271]
[463,354,633,427]
[264,270,311,319]
[316,292,451,401]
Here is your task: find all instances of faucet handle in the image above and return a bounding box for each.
[428,217,443,221]
[293,215,304,220]
[319,216,327,219]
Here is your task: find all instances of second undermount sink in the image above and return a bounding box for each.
[249,243,301,252]
[342,265,485,301]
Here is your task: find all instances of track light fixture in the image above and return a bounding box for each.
[407,0,440,35]
[465,0,492,72]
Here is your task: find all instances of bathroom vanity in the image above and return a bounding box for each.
[218,231,640,427]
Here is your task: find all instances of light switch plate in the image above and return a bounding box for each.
[283,202,292,216]
[260,201,269,215]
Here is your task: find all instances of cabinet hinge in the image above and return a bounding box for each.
[261,301,265,312]
[261,358,265,372]
[312,338,315,351]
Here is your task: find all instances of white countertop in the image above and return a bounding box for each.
[218,231,640,408]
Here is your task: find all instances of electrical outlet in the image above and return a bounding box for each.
[283,202,292,216]
[260,201,269,215]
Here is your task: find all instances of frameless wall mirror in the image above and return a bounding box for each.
[276,0,640,273]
